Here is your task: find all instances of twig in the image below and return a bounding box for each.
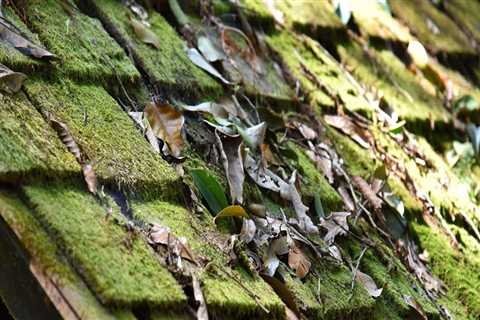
[349,246,368,300]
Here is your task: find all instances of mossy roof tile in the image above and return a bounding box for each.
[25,0,139,83]
[0,90,79,181]
[23,182,187,308]
[444,0,480,47]
[23,77,180,198]
[79,0,222,100]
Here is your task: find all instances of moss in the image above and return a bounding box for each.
[23,181,186,308]
[336,40,449,126]
[238,0,276,28]
[0,7,45,73]
[83,0,222,101]
[24,77,180,200]
[389,0,474,55]
[266,30,373,115]
[444,0,480,45]
[130,199,285,319]
[325,126,378,178]
[25,0,139,84]
[387,176,423,215]
[349,0,411,43]
[286,142,343,213]
[0,90,79,181]
[413,223,480,319]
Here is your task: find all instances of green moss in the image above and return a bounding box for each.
[387,176,423,215]
[349,0,411,43]
[24,77,180,199]
[86,0,222,101]
[238,0,275,28]
[266,30,372,115]
[26,0,139,84]
[390,0,474,55]
[413,223,480,319]
[325,126,378,178]
[23,181,186,308]
[336,41,449,126]
[130,199,285,319]
[444,0,480,45]
[0,91,79,180]
[0,189,137,319]
[286,142,343,213]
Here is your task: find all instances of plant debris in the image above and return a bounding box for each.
[0,63,26,93]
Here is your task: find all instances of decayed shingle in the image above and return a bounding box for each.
[75,0,223,101]
[24,0,140,84]
[23,77,180,199]
[23,181,187,308]
[0,90,79,181]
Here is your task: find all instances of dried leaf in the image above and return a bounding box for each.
[197,35,225,62]
[187,47,231,84]
[407,40,428,68]
[50,119,82,162]
[288,245,311,278]
[263,250,280,276]
[306,147,334,184]
[244,154,283,192]
[467,123,480,155]
[403,295,427,320]
[356,271,383,297]
[293,121,317,140]
[324,115,371,149]
[0,63,26,93]
[328,245,343,261]
[213,205,249,223]
[144,102,184,157]
[237,122,267,151]
[260,274,301,318]
[0,19,56,59]
[263,235,291,276]
[215,131,244,204]
[240,218,256,243]
[319,212,350,245]
[191,169,228,214]
[192,275,209,320]
[352,176,382,212]
[337,186,355,211]
[248,203,266,217]
[129,16,160,49]
[149,223,196,263]
[181,101,229,119]
[82,163,97,194]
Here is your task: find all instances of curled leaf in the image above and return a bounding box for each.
[81,163,97,194]
[129,16,160,49]
[240,218,256,243]
[187,47,231,84]
[0,63,26,93]
[356,271,383,297]
[191,169,228,214]
[50,119,82,162]
[144,102,184,157]
[288,244,311,278]
[237,122,267,151]
[244,154,283,192]
[148,223,196,263]
[213,205,249,223]
[324,115,371,149]
[0,19,56,59]
[319,212,350,245]
[197,35,225,62]
[215,130,244,204]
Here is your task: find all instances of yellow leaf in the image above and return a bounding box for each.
[213,205,248,223]
[144,102,184,157]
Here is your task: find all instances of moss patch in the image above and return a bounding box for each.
[266,30,373,115]
[0,90,79,181]
[130,199,285,319]
[413,223,480,319]
[390,0,474,55]
[25,0,139,83]
[81,0,222,101]
[23,181,186,308]
[24,77,180,199]
[444,0,480,46]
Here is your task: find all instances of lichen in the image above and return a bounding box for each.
[0,90,79,181]
[24,77,180,200]
[25,0,139,84]
[23,181,187,308]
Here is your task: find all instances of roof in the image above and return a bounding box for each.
[0,0,479,319]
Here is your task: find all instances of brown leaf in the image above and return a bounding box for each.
[355,271,383,297]
[128,16,160,49]
[337,186,355,211]
[0,19,56,59]
[50,119,82,162]
[319,212,350,245]
[352,176,382,212]
[260,143,280,167]
[292,121,317,140]
[81,163,97,194]
[260,274,301,319]
[324,115,371,149]
[215,131,244,204]
[403,295,427,320]
[244,154,283,192]
[288,244,311,278]
[145,101,184,158]
[0,63,26,93]
[149,223,196,263]
[306,145,334,184]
